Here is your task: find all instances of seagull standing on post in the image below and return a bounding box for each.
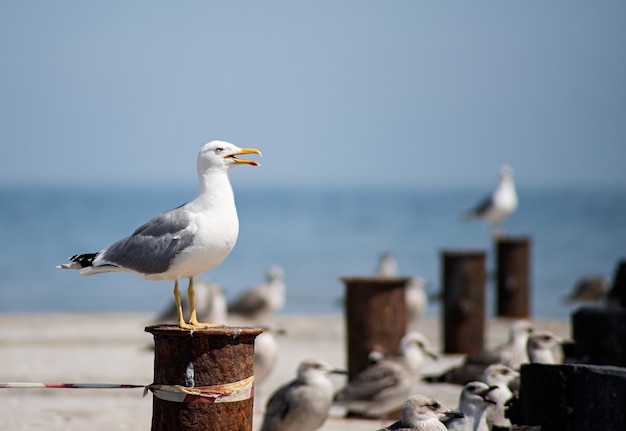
[58,140,261,329]
[463,165,518,236]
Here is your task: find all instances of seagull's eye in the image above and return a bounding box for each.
[430,402,440,410]
[216,147,224,153]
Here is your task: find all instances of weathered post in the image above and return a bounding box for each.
[341,276,409,381]
[507,363,626,431]
[145,325,262,431]
[606,258,626,307]
[441,250,486,354]
[568,307,626,367]
[495,236,531,318]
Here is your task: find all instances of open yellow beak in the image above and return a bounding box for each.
[227,148,262,166]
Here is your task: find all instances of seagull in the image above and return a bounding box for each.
[154,279,228,325]
[446,381,498,431]
[376,251,399,277]
[480,364,519,429]
[565,275,609,303]
[463,165,518,236]
[228,265,286,322]
[57,140,261,329]
[260,358,346,431]
[527,330,565,364]
[377,394,464,431]
[423,320,532,385]
[405,276,429,327]
[255,323,287,387]
[333,331,439,419]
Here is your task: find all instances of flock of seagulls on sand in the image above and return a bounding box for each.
[55,143,580,429]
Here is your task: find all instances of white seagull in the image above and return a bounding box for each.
[58,140,261,329]
[377,394,464,431]
[464,165,518,236]
[446,381,498,431]
[260,358,346,431]
[333,331,439,419]
[480,364,520,429]
[527,330,565,364]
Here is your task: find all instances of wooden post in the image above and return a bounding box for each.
[341,277,409,381]
[568,307,626,367]
[441,250,486,354]
[145,325,262,431]
[495,236,531,318]
[606,258,626,307]
[507,363,626,431]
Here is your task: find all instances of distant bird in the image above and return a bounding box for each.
[255,323,287,387]
[446,381,498,431]
[334,331,438,419]
[376,251,399,277]
[423,320,533,385]
[565,275,609,303]
[58,141,261,329]
[374,252,429,326]
[463,165,518,236]
[527,330,564,364]
[377,394,464,431]
[155,279,228,325]
[405,276,429,327]
[228,265,285,322]
[480,364,519,429]
[260,358,346,431]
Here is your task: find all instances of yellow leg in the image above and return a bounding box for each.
[187,277,222,329]
[173,280,193,329]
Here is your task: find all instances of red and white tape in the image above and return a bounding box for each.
[0,376,254,404]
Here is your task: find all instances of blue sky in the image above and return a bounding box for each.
[1,1,625,190]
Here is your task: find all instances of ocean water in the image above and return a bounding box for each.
[0,184,624,319]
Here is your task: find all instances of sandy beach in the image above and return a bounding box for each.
[0,313,570,430]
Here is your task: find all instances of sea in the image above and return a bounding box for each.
[0,184,624,319]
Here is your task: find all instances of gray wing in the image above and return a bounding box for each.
[261,381,300,431]
[97,207,194,275]
[228,287,268,316]
[335,361,405,401]
[465,194,493,218]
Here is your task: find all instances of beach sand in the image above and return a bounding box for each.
[0,313,570,430]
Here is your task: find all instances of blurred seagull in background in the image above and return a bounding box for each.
[376,251,399,277]
[423,320,532,385]
[377,394,464,431]
[260,358,346,431]
[527,330,565,364]
[334,331,438,419]
[463,165,518,236]
[58,141,261,329]
[229,265,286,322]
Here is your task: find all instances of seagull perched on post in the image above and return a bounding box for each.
[463,165,518,236]
[58,140,261,329]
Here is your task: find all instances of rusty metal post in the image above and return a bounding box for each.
[145,325,262,431]
[495,236,531,318]
[441,250,486,354]
[606,258,626,307]
[341,276,409,381]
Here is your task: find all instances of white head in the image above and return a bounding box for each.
[460,381,498,411]
[400,331,439,366]
[499,165,514,180]
[481,364,520,386]
[509,320,534,343]
[296,358,346,383]
[197,140,261,177]
[527,330,564,364]
[266,265,285,282]
[401,394,464,426]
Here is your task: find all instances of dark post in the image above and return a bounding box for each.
[145,325,262,431]
[606,258,626,307]
[341,276,409,381]
[507,363,626,431]
[495,236,531,318]
[441,250,486,354]
[568,307,626,367]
